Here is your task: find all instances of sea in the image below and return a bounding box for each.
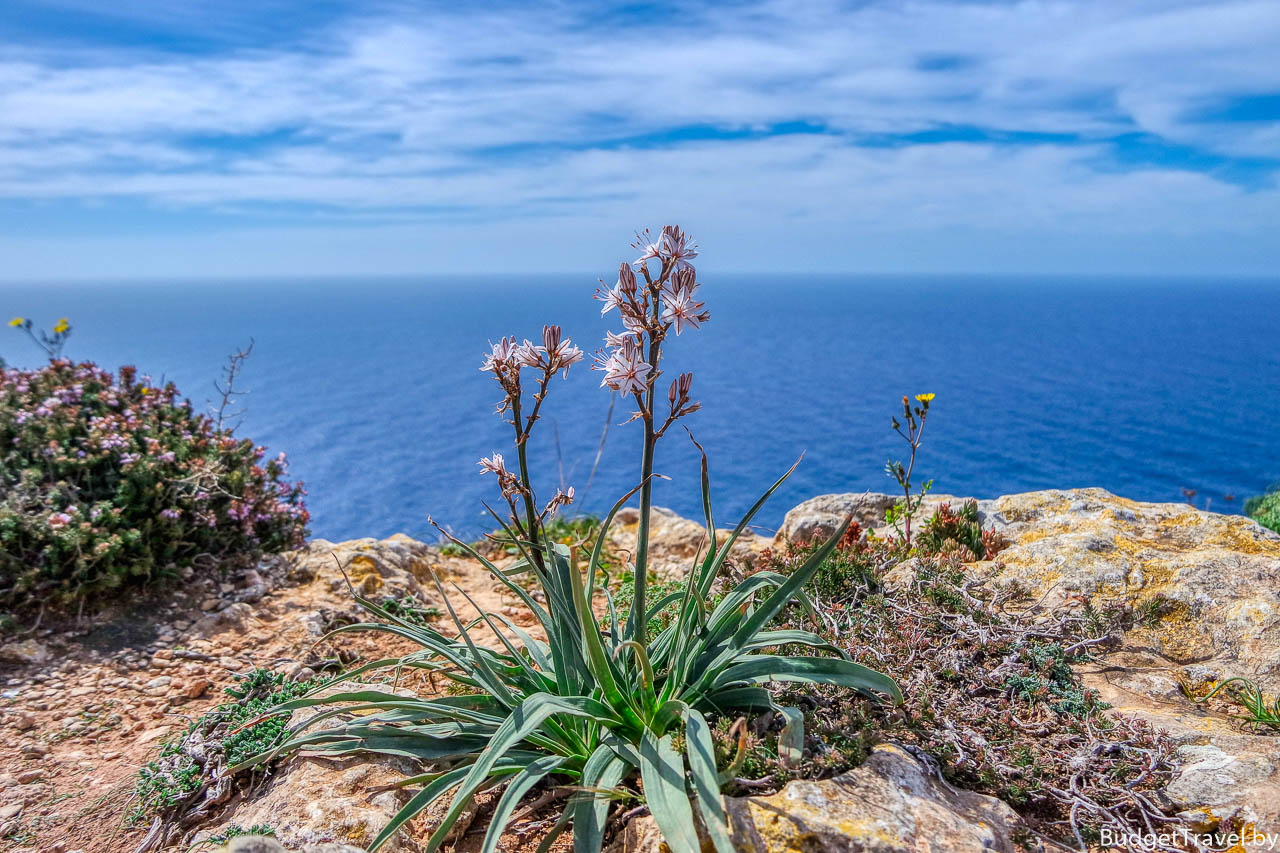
[3,275,1278,542]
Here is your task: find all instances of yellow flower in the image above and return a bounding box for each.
[915,393,935,403]
[52,318,69,334]
[139,388,151,396]
[8,317,23,327]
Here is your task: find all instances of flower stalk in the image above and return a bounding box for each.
[594,226,708,642]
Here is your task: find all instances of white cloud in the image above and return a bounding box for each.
[0,0,1276,276]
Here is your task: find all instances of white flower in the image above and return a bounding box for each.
[658,225,697,272]
[661,291,707,335]
[541,325,584,377]
[513,340,542,368]
[545,485,576,516]
[597,338,652,396]
[604,329,638,348]
[480,337,518,372]
[479,453,521,498]
[597,284,624,316]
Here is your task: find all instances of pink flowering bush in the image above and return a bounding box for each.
[0,360,308,613]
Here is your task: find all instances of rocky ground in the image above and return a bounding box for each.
[2,489,1278,853]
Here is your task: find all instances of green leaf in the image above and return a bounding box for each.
[368,765,471,851]
[684,707,734,853]
[694,456,802,600]
[423,693,609,852]
[480,755,566,853]
[638,731,701,853]
[776,705,804,768]
[573,743,633,853]
[710,655,900,702]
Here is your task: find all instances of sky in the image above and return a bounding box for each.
[0,0,1278,280]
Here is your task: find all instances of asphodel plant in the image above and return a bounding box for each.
[239,227,900,853]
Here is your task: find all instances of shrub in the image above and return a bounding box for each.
[247,227,899,853]
[1245,484,1280,534]
[131,668,327,833]
[0,360,308,613]
[916,499,1010,560]
[765,541,1180,849]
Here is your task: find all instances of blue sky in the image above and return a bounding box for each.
[1,0,1278,279]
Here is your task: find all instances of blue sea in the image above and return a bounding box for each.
[3,276,1278,541]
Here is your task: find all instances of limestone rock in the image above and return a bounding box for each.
[198,681,421,852]
[200,753,411,852]
[776,492,967,544]
[297,533,439,600]
[611,506,770,575]
[0,639,52,666]
[611,744,1052,852]
[224,836,364,853]
[978,488,1280,690]
[942,489,1280,837]
[1078,648,1280,834]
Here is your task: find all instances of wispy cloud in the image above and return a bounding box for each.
[0,0,1277,277]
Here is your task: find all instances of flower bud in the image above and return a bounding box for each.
[618,263,637,296]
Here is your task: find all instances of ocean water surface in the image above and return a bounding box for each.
[3,276,1278,541]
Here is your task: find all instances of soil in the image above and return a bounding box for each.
[0,541,546,853]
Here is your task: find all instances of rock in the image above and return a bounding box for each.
[202,681,420,852]
[205,757,410,852]
[0,640,52,666]
[0,804,21,820]
[224,841,365,853]
[16,769,44,784]
[978,488,1280,689]
[226,838,285,853]
[776,492,970,544]
[141,676,172,697]
[193,602,255,638]
[181,678,212,699]
[777,492,900,543]
[611,506,770,575]
[295,534,438,600]
[1079,648,1280,835]
[11,711,37,731]
[610,744,1052,853]
[941,489,1280,838]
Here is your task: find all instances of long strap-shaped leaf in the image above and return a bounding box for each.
[708,654,900,701]
[637,731,701,853]
[693,455,802,601]
[565,543,645,728]
[423,693,610,852]
[690,515,854,694]
[479,755,567,853]
[429,572,521,709]
[572,743,632,853]
[684,706,734,853]
[368,758,523,852]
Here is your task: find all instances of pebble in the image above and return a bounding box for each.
[182,678,212,700]
[13,712,37,731]
[16,769,44,784]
